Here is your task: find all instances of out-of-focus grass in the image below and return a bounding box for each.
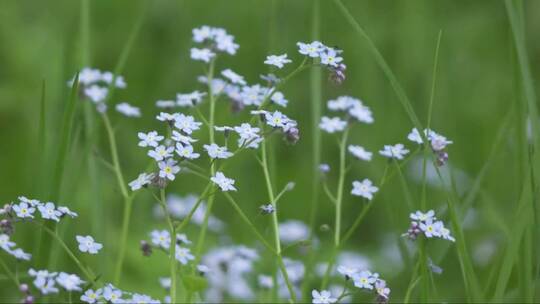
[1,0,540,302]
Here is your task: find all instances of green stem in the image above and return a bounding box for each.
[102,113,133,285]
[0,256,19,287]
[334,127,350,247]
[157,189,177,303]
[260,127,296,302]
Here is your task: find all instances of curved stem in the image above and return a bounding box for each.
[39,224,96,285]
[102,113,133,286]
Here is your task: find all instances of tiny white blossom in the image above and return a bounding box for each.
[191,48,215,63]
[271,91,288,107]
[0,234,15,251]
[171,131,197,145]
[211,171,237,192]
[204,143,233,159]
[349,104,374,124]
[352,270,376,290]
[375,279,391,300]
[312,289,337,304]
[151,230,171,249]
[221,69,246,85]
[79,68,102,85]
[234,123,260,139]
[320,48,343,67]
[129,172,154,191]
[174,114,202,134]
[57,206,78,218]
[419,219,442,238]
[158,159,180,181]
[319,116,347,133]
[379,144,409,160]
[264,54,292,69]
[175,143,200,160]
[410,210,435,222]
[84,85,108,103]
[351,179,378,201]
[156,112,176,122]
[12,202,35,219]
[76,235,103,254]
[115,102,141,118]
[38,202,62,222]
[103,285,123,303]
[337,265,359,279]
[348,145,372,161]
[56,272,85,291]
[148,145,174,161]
[156,100,176,108]
[297,41,324,58]
[175,245,195,265]
[138,131,164,148]
[81,289,102,304]
[8,248,31,260]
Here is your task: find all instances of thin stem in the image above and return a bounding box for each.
[157,189,177,303]
[0,256,19,287]
[334,128,350,246]
[259,127,297,302]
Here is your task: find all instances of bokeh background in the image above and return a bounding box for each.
[1,0,540,302]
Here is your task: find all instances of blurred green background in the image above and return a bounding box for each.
[1,0,540,302]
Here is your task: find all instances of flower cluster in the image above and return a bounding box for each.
[28,269,85,295]
[337,267,391,303]
[404,210,455,242]
[408,128,453,166]
[144,229,195,265]
[191,26,239,61]
[81,284,160,304]
[0,233,31,261]
[319,96,374,133]
[297,41,347,84]
[4,197,77,222]
[72,67,139,116]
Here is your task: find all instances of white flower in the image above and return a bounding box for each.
[430,134,453,151]
[175,245,195,265]
[81,289,102,304]
[37,202,62,222]
[56,272,84,291]
[211,171,237,192]
[171,131,197,145]
[129,173,154,191]
[79,68,102,85]
[234,123,260,139]
[319,116,347,133]
[115,102,141,117]
[410,210,435,222]
[138,131,164,148]
[159,277,172,290]
[151,230,171,249]
[76,235,103,254]
[156,112,176,122]
[419,219,442,238]
[258,275,273,289]
[176,91,206,107]
[337,265,359,279]
[204,143,233,159]
[348,145,372,161]
[407,128,424,144]
[174,114,202,134]
[175,143,200,160]
[12,202,35,219]
[192,25,212,42]
[327,96,361,111]
[57,206,78,218]
[379,144,409,160]
[156,100,176,108]
[264,54,292,69]
[0,234,15,251]
[440,226,456,242]
[101,72,127,88]
[8,248,31,260]
[241,84,266,106]
[190,48,215,63]
[271,91,288,107]
[221,69,246,85]
[351,179,378,201]
[375,279,391,300]
[312,289,337,304]
[297,41,324,58]
[320,48,343,67]
[84,85,108,103]
[349,104,373,124]
[148,145,174,161]
[176,233,192,245]
[131,294,157,303]
[103,285,123,303]
[264,111,290,128]
[352,270,376,290]
[159,159,180,181]
[29,269,58,295]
